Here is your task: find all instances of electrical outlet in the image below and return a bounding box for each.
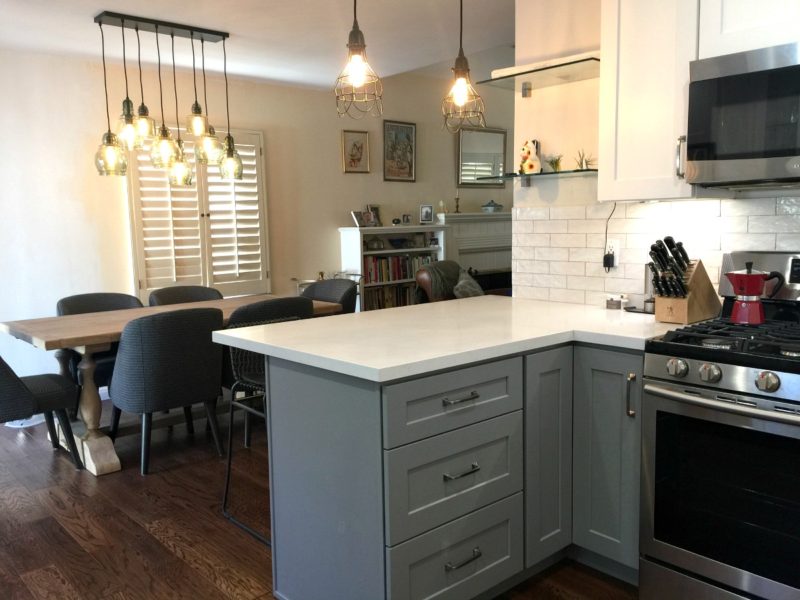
[605,239,620,268]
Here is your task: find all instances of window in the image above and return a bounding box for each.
[127,129,270,301]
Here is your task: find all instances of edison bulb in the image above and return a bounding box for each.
[345,54,367,88]
[134,114,156,148]
[196,127,224,165]
[186,113,208,137]
[450,77,469,107]
[118,120,137,151]
[169,157,193,186]
[95,132,127,176]
[150,127,178,168]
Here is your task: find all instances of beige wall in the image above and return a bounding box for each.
[0,48,513,374]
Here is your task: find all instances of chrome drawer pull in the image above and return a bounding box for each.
[626,373,636,418]
[443,462,480,481]
[444,547,482,572]
[442,390,480,407]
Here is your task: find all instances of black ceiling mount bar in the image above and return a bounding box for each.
[94,11,228,43]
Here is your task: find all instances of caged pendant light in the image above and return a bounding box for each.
[218,38,243,180]
[185,33,209,137]
[150,25,179,169]
[442,0,486,133]
[133,26,156,148]
[169,33,193,186]
[116,20,137,151]
[94,23,127,176]
[334,0,383,118]
[195,39,225,165]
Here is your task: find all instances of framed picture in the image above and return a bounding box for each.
[342,130,369,173]
[350,210,366,227]
[383,120,416,182]
[365,204,382,226]
[419,204,433,224]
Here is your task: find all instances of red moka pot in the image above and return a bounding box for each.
[725,261,785,325]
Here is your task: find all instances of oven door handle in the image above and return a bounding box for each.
[644,383,800,426]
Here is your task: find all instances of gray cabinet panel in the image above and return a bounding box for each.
[383,358,522,449]
[572,346,643,569]
[386,493,524,600]
[524,346,573,567]
[384,412,523,546]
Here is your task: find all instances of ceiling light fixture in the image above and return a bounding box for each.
[116,19,137,151]
[169,33,193,186]
[219,38,243,180]
[442,0,486,133]
[94,22,127,176]
[186,33,208,137]
[334,0,383,118]
[150,25,178,169]
[133,26,156,148]
[195,39,224,165]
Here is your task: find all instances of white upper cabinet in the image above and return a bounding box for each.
[598,0,698,202]
[699,0,800,59]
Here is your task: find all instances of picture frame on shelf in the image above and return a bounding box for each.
[350,210,366,227]
[419,204,433,224]
[342,130,369,173]
[361,210,377,227]
[366,204,382,226]
[383,120,416,182]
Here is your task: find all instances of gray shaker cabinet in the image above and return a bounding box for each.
[524,346,573,567]
[572,346,643,569]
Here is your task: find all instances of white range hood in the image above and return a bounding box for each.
[477,51,600,93]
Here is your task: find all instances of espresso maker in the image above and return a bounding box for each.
[724,260,785,325]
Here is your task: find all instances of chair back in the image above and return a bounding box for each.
[0,356,36,423]
[57,292,143,316]
[110,308,223,414]
[301,279,357,313]
[414,260,462,303]
[148,285,223,306]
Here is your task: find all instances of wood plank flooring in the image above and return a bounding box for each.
[0,405,637,599]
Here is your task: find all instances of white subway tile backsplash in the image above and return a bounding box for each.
[618,248,649,265]
[568,220,606,233]
[534,274,567,288]
[550,206,586,220]
[624,263,647,280]
[605,278,645,295]
[514,260,550,274]
[551,261,585,276]
[585,291,609,307]
[721,233,776,251]
[569,248,600,262]
[514,285,549,300]
[587,203,624,219]
[777,235,800,251]
[568,276,605,291]
[586,234,607,248]
[550,234,587,248]
[514,207,549,220]
[721,198,776,216]
[748,215,800,233]
[624,234,652,249]
[719,217,748,233]
[550,288,584,304]
[672,199,721,219]
[514,233,550,247]
[513,273,537,287]
[608,219,648,234]
[534,220,569,233]
[512,245,536,260]
[625,201,671,219]
[777,198,800,214]
[513,219,534,234]
[586,262,625,278]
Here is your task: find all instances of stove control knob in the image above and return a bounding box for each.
[666,358,689,378]
[755,371,781,393]
[698,363,722,383]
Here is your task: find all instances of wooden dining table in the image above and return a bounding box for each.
[0,294,341,476]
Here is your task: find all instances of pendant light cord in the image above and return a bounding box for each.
[99,23,111,133]
[171,33,181,140]
[459,0,463,51]
[156,26,165,128]
[190,33,199,104]
[223,38,231,136]
[136,26,145,104]
[201,40,209,115]
[121,19,129,100]
[353,0,357,23]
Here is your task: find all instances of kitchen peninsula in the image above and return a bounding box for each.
[213,296,672,600]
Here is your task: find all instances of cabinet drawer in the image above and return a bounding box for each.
[386,493,523,600]
[382,357,522,449]
[384,412,523,546]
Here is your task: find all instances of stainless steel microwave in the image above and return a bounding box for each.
[686,42,800,190]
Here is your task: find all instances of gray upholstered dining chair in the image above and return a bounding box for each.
[56,292,144,389]
[108,308,224,475]
[300,278,357,313]
[221,296,313,544]
[148,285,223,306]
[0,356,83,469]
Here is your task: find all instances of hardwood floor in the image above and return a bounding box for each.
[0,406,637,599]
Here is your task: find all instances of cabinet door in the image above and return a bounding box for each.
[524,347,573,568]
[572,346,642,569]
[699,0,800,59]
[598,0,698,201]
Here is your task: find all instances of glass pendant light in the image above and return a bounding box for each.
[218,38,243,180]
[150,26,179,169]
[116,20,137,151]
[195,39,224,165]
[442,0,486,133]
[94,23,127,176]
[169,34,193,186]
[185,34,209,137]
[133,26,156,148]
[334,0,383,118]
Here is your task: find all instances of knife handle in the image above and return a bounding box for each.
[663,236,676,250]
[676,241,690,264]
[669,247,687,272]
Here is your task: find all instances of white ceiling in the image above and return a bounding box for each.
[1,0,515,87]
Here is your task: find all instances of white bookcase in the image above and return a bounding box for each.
[339,226,446,311]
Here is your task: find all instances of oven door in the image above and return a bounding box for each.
[641,381,800,599]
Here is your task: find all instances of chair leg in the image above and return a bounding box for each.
[109,406,122,441]
[222,395,236,517]
[43,411,59,449]
[243,411,251,448]
[54,410,84,470]
[140,413,152,476]
[183,406,195,435]
[204,401,224,457]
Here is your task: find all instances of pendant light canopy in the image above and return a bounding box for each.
[149,26,179,169]
[94,23,127,176]
[116,20,138,151]
[219,38,243,180]
[186,34,209,137]
[442,0,486,133]
[195,39,224,165]
[334,0,383,118]
[169,34,193,186]
[133,26,156,148]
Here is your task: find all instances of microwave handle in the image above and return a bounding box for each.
[675,135,686,179]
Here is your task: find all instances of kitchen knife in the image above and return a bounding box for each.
[676,241,690,264]
[649,246,669,271]
[671,274,688,297]
[647,262,665,296]
[666,276,685,297]
[661,237,686,273]
[669,245,687,272]
[654,240,671,266]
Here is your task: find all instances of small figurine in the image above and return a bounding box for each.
[519,140,541,175]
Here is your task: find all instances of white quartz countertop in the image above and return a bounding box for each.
[213,296,675,382]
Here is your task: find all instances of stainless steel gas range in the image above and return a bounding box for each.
[640,251,800,600]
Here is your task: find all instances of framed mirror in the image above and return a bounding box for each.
[457,127,507,188]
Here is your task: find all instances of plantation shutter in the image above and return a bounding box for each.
[127,129,270,303]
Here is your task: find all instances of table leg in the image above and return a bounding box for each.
[56,346,121,476]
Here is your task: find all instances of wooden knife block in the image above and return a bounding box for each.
[655,260,721,324]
